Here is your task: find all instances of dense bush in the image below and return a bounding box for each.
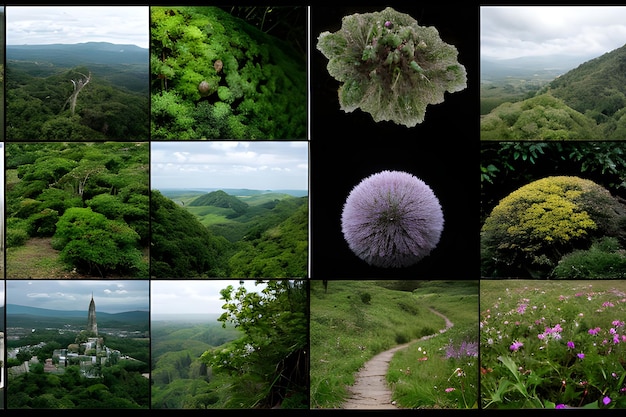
[481,175,626,278]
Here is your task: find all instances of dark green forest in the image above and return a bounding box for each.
[481,142,626,278]
[5,142,149,278]
[150,6,307,139]
[151,318,241,408]
[152,281,308,409]
[481,44,626,140]
[150,189,308,278]
[6,62,149,141]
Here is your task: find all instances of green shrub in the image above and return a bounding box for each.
[551,237,626,278]
[481,176,626,278]
[360,292,372,305]
[6,218,30,248]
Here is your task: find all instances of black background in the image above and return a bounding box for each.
[309,5,479,279]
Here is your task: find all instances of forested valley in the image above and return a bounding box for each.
[150,189,308,278]
[152,280,308,409]
[6,42,149,140]
[5,142,150,278]
[481,43,626,140]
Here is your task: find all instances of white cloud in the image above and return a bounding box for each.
[481,6,626,60]
[6,6,149,49]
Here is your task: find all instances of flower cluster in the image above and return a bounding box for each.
[341,170,444,268]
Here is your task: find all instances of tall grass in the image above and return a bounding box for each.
[309,280,479,409]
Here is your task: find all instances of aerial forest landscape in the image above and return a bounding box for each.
[5,7,149,141]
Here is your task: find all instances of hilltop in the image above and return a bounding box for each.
[481,44,626,140]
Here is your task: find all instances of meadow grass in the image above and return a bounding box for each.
[309,280,479,409]
[481,279,626,409]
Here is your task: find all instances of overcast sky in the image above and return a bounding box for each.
[6,280,149,314]
[151,280,267,316]
[151,141,309,191]
[481,6,626,60]
[6,6,149,49]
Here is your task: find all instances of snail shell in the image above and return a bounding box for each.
[198,80,210,95]
[214,59,223,73]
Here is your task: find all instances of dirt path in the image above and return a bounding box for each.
[341,308,454,410]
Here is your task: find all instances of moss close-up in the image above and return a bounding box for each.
[150,6,307,140]
[316,7,466,128]
[481,175,626,278]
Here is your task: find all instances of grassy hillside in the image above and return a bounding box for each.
[310,280,479,409]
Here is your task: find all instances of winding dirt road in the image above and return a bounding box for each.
[341,308,454,410]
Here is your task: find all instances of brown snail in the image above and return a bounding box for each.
[214,59,223,73]
[198,80,210,95]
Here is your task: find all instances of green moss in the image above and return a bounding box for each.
[151,6,306,139]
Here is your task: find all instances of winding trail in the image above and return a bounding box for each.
[341,308,454,410]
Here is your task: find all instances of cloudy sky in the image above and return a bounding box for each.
[151,141,309,191]
[151,280,267,316]
[6,6,149,49]
[6,280,149,314]
[481,6,626,60]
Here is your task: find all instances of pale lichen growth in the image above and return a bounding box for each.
[317,7,467,127]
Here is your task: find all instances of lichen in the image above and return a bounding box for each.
[316,7,467,127]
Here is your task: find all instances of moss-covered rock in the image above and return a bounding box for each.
[151,6,307,139]
[481,175,626,278]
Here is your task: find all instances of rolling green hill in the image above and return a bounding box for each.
[481,44,626,140]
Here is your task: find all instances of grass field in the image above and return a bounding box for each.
[481,279,626,409]
[309,280,479,409]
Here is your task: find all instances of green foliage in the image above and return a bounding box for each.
[53,207,145,278]
[226,198,308,278]
[551,237,626,278]
[5,142,149,277]
[317,7,466,127]
[481,176,626,278]
[201,280,308,408]
[6,65,148,140]
[481,93,601,140]
[150,190,228,278]
[150,6,306,139]
[360,292,372,304]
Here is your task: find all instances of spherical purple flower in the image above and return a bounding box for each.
[341,170,444,268]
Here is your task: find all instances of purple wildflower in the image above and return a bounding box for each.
[384,20,393,29]
[341,170,444,268]
[555,404,567,409]
[510,341,523,351]
[577,353,585,359]
[567,341,575,349]
[603,396,611,405]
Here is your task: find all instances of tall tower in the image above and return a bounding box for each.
[87,293,98,336]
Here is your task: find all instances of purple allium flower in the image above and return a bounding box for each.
[577,353,585,359]
[341,170,444,268]
[384,20,393,29]
[567,341,575,349]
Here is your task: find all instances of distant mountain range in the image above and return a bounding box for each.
[7,304,147,321]
[481,54,597,82]
[158,187,309,198]
[6,41,148,67]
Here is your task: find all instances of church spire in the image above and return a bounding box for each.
[87,293,98,336]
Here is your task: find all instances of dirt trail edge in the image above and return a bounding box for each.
[341,307,454,410]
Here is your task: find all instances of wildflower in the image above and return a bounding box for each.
[603,396,611,405]
[555,404,567,409]
[567,341,575,349]
[341,170,444,268]
[510,341,523,351]
[613,320,624,327]
[577,353,585,359]
[445,387,455,393]
[588,327,601,335]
